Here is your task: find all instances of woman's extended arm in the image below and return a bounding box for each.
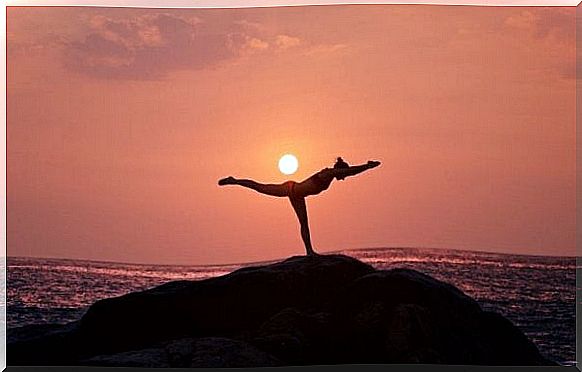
[332,160,381,180]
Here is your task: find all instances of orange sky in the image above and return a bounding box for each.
[7,5,576,264]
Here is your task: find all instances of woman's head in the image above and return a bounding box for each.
[334,157,349,180]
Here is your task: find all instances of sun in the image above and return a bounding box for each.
[278,154,299,175]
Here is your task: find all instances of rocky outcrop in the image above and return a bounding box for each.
[7,254,553,367]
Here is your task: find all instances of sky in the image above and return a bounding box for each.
[7,5,576,265]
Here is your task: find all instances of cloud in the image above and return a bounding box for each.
[504,8,573,40]
[504,8,574,80]
[304,43,348,56]
[275,34,301,50]
[58,12,354,80]
[246,37,270,50]
[8,32,69,56]
[63,13,274,80]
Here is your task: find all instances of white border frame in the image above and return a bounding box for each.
[4,0,581,7]
[2,1,579,371]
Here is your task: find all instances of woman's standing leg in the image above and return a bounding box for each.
[289,196,316,255]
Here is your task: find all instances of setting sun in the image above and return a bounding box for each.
[278,154,299,175]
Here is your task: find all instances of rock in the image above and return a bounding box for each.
[7,321,78,345]
[83,345,172,368]
[383,303,442,363]
[189,337,281,368]
[83,337,281,368]
[8,323,82,365]
[7,254,553,366]
[252,307,340,364]
[76,254,374,356]
[477,311,550,365]
[335,268,549,365]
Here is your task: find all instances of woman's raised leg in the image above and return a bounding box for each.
[218,177,289,197]
[289,196,316,255]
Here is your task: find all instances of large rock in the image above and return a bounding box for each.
[7,254,553,366]
[83,338,282,368]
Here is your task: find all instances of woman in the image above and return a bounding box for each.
[218,157,381,255]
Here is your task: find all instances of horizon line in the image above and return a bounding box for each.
[6,245,578,268]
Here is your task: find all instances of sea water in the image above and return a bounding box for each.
[7,247,576,365]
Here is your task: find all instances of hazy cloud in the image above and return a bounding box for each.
[275,34,301,49]
[504,8,574,80]
[58,12,354,79]
[63,13,276,79]
[304,43,348,56]
[504,8,573,40]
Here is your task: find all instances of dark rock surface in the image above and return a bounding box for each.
[83,337,282,368]
[7,254,553,367]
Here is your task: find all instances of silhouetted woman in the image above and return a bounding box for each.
[218,157,381,256]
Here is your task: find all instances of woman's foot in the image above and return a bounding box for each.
[306,249,319,256]
[218,176,236,186]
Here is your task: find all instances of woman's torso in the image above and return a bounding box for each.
[294,168,334,197]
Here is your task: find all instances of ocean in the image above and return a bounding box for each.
[7,247,576,366]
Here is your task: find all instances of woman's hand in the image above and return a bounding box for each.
[367,160,381,169]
